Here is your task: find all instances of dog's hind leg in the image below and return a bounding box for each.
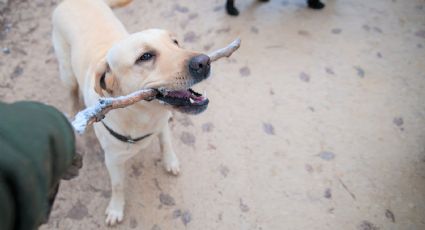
[52,30,81,115]
[159,121,180,175]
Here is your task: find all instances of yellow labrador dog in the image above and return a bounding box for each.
[52,0,210,225]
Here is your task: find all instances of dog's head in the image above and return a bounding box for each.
[94,29,210,114]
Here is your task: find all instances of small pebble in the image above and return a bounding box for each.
[393,117,403,127]
[299,72,310,82]
[181,211,192,225]
[2,47,10,54]
[239,66,251,77]
[159,193,175,206]
[385,209,395,223]
[331,28,342,34]
[262,123,275,135]
[325,67,335,75]
[324,188,332,199]
[151,224,161,230]
[354,66,365,78]
[358,220,379,230]
[318,151,335,161]
[173,209,182,218]
[219,165,229,177]
[239,199,250,212]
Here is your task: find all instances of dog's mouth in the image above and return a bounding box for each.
[155,88,209,114]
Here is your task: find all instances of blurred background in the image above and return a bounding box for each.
[1,0,424,229]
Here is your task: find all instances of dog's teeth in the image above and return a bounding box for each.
[189,98,195,104]
[203,90,207,98]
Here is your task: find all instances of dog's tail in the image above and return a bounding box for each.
[103,0,133,8]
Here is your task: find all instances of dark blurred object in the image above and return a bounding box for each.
[0,101,79,230]
[61,152,83,180]
[225,0,325,16]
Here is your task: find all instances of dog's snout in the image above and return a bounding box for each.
[189,54,210,81]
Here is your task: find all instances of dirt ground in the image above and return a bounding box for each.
[1,0,425,229]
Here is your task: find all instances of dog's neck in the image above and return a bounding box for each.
[100,101,171,138]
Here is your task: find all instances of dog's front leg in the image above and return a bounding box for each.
[159,123,180,175]
[104,151,128,226]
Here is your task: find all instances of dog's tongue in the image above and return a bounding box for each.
[167,90,191,98]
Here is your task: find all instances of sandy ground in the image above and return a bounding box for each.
[1,0,425,229]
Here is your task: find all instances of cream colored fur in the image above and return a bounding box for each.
[52,0,201,225]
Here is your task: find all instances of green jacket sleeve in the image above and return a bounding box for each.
[0,101,75,230]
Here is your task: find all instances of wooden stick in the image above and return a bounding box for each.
[72,38,241,134]
[208,38,241,62]
[72,89,157,133]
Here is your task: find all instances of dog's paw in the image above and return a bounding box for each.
[105,206,124,226]
[307,0,325,9]
[163,154,180,175]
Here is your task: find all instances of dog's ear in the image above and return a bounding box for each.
[94,59,116,97]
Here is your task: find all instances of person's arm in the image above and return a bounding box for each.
[0,101,79,230]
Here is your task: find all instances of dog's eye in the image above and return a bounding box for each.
[137,52,154,63]
[173,39,179,46]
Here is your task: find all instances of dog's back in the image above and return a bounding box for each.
[52,0,131,48]
[52,0,133,112]
[52,0,133,91]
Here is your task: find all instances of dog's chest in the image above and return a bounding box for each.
[106,106,170,137]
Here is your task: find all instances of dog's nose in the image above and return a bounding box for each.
[189,54,210,81]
